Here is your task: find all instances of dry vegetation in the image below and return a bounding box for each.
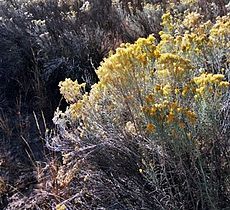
[0,0,229,209]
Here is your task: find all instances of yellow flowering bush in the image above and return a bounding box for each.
[56,10,229,210]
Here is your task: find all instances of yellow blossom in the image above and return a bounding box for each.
[56,204,66,210]
[170,102,178,110]
[69,102,83,119]
[146,123,156,133]
[219,81,229,88]
[196,86,205,95]
[145,94,154,103]
[175,88,180,95]
[212,74,225,81]
[150,106,157,116]
[163,84,171,96]
[182,86,189,96]
[59,78,85,103]
[183,12,201,29]
[185,110,197,124]
[167,112,175,123]
[178,122,185,129]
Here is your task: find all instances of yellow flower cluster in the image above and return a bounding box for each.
[153,83,193,99]
[193,73,229,99]
[180,0,197,5]
[183,12,201,29]
[59,78,85,103]
[156,53,192,81]
[161,12,173,32]
[210,16,230,38]
[97,35,157,85]
[69,101,84,120]
[159,12,229,61]
[143,99,197,133]
[209,16,230,48]
[56,204,66,210]
[146,123,156,133]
